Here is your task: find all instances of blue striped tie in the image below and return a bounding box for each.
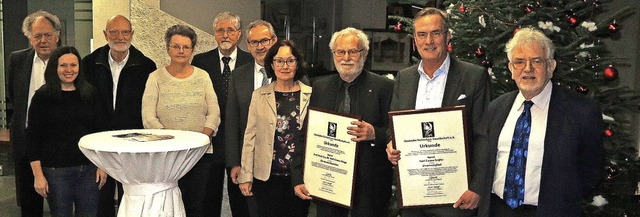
[503,100,533,209]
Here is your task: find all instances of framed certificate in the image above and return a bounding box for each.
[389,106,470,208]
[304,107,361,208]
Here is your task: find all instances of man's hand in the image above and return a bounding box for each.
[33,175,48,198]
[348,121,375,142]
[96,168,108,190]
[386,141,401,165]
[294,184,312,200]
[453,190,480,209]
[239,182,253,196]
[230,166,241,184]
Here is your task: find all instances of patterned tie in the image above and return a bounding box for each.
[338,83,352,113]
[221,56,231,95]
[260,68,269,87]
[503,100,534,209]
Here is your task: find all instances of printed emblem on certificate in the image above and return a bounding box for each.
[304,107,361,208]
[389,106,469,208]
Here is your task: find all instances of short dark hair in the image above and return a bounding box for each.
[264,40,308,82]
[164,24,197,48]
[41,46,94,100]
[413,7,449,32]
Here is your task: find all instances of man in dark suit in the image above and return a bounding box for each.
[191,12,253,217]
[224,20,277,216]
[477,27,603,217]
[6,10,61,217]
[291,27,394,217]
[385,7,491,217]
[82,15,156,217]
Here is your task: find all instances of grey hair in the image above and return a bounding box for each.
[413,7,449,32]
[505,27,555,61]
[246,20,276,38]
[213,11,241,30]
[22,10,62,37]
[329,27,370,52]
[164,24,198,47]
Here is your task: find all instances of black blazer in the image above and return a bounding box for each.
[82,44,157,130]
[6,48,36,159]
[390,57,491,194]
[478,85,604,217]
[192,48,253,163]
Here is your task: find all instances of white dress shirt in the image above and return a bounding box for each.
[493,81,552,205]
[415,54,450,110]
[252,62,270,90]
[219,48,239,73]
[108,50,130,109]
[26,55,48,127]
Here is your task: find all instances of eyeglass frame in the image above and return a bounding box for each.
[332,49,364,57]
[168,44,193,52]
[248,37,274,47]
[414,29,447,41]
[214,28,239,36]
[105,29,133,37]
[510,58,550,70]
[273,58,298,67]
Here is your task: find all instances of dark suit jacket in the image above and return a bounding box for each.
[82,44,157,130]
[478,85,604,217]
[390,57,491,194]
[192,48,253,164]
[6,48,36,159]
[291,70,394,186]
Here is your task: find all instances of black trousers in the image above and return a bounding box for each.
[15,154,44,217]
[226,167,251,217]
[490,193,537,217]
[97,175,123,217]
[251,176,310,217]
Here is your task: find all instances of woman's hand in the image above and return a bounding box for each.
[202,127,214,137]
[96,168,108,190]
[239,182,253,196]
[33,175,48,198]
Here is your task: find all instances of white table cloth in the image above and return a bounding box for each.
[79,129,210,217]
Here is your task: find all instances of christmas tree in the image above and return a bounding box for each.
[389,0,639,216]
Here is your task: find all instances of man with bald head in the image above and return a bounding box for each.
[7,10,61,217]
[82,15,156,217]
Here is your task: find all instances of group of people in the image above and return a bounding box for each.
[6,7,602,217]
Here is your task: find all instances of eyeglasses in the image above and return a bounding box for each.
[333,49,364,57]
[273,58,297,67]
[169,44,193,52]
[105,30,133,36]
[415,30,447,40]
[31,32,56,41]
[511,58,548,70]
[248,37,273,47]
[215,28,239,36]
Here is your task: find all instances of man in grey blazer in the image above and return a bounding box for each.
[191,11,253,217]
[386,7,491,217]
[6,10,61,217]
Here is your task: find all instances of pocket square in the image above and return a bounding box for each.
[457,94,467,100]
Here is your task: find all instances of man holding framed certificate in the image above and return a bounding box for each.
[385,7,491,217]
[292,27,394,217]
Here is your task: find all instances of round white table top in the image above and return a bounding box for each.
[79,129,210,153]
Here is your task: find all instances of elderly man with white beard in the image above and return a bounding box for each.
[291,27,395,217]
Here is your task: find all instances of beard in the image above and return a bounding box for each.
[218,41,233,50]
[335,58,365,77]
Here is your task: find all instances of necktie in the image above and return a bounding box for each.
[339,83,352,113]
[221,56,231,95]
[260,68,269,87]
[503,100,534,209]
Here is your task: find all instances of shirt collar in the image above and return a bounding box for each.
[219,47,238,61]
[417,54,451,80]
[108,49,130,66]
[515,81,552,111]
[33,53,48,65]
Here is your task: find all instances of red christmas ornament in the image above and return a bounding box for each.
[603,65,619,81]
[524,5,534,13]
[458,4,467,12]
[393,22,403,32]
[575,85,589,94]
[568,15,580,26]
[608,23,621,34]
[474,46,485,58]
[447,44,454,52]
[604,129,614,137]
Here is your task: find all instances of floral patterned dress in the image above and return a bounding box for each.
[271,90,302,176]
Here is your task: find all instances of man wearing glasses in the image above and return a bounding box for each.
[82,15,156,217]
[191,11,253,217]
[385,7,491,217]
[291,27,394,217]
[477,27,603,217]
[7,10,62,217]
